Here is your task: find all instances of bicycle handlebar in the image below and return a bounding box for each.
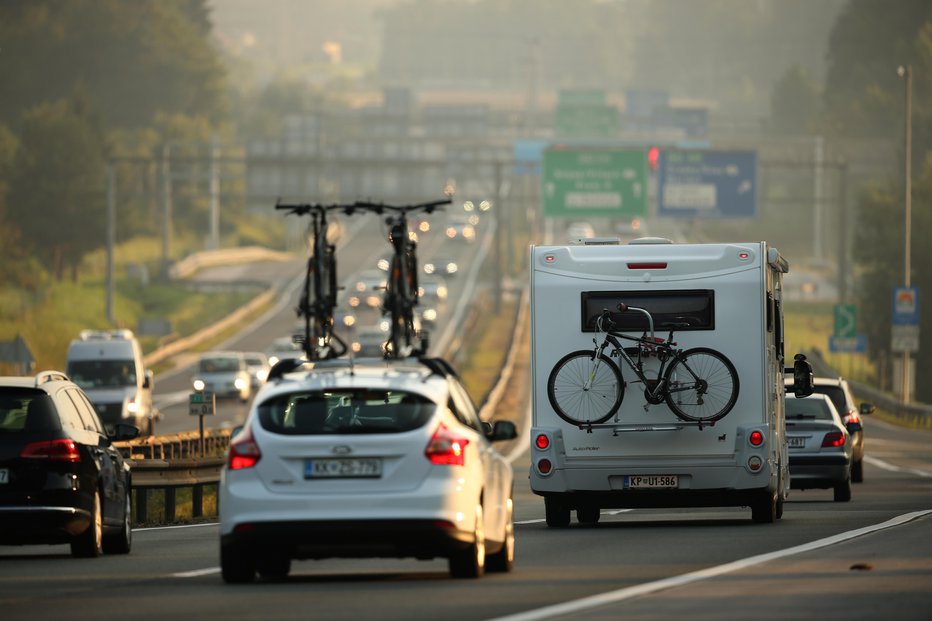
[274,200,359,216]
[599,305,656,340]
[353,198,452,216]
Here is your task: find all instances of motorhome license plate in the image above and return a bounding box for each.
[0,469,8,484]
[788,437,806,448]
[305,458,382,479]
[624,475,677,489]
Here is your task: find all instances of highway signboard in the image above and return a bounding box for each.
[891,286,920,353]
[541,148,647,218]
[657,150,758,218]
[834,304,857,338]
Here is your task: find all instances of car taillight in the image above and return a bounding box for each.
[20,439,81,462]
[425,423,469,466]
[822,431,846,448]
[228,426,261,470]
[846,410,861,424]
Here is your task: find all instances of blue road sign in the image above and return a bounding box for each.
[829,335,868,354]
[658,150,758,218]
[892,286,919,325]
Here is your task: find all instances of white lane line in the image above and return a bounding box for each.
[483,510,932,621]
[515,510,632,525]
[174,567,221,578]
[136,522,218,532]
[864,455,932,478]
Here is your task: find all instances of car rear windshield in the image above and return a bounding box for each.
[257,389,435,435]
[199,357,241,373]
[0,389,62,434]
[786,398,833,421]
[809,386,846,414]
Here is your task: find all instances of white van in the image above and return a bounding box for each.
[529,238,812,526]
[65,329,155,435]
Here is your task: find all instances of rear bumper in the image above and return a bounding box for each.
[221,519,474,561]
[789,455,849,489]
[0,506,91,545]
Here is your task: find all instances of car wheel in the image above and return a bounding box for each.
[449,504,485,579]
[544,496,571,528]
[71,489,103,558]
[751,489,777,524]
[576,505,600,525]
[851,459,864,483]
[486,498,514,573]
[256,553,291,580]
[221,542,257,584]
[103,489,132,554]
[834,477,852,502]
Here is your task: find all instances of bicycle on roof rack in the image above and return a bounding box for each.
[275,201,360,361]
[354,198,452,358]
[547,303,740,428]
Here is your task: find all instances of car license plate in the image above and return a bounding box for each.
[0,468,8,484]
[305,458,382,479]
[788,436,806,448]
[624,475,677,489]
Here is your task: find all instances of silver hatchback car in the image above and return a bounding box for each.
[785,393,853,502]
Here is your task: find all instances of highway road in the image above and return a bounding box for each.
[0,415,929,620]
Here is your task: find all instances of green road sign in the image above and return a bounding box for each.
[834,304,857,338]
[541,148,648,219]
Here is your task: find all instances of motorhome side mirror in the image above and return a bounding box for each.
[792,354,813,397]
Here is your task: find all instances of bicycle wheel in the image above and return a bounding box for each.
[663,347,739,423]
[547,351,624,425]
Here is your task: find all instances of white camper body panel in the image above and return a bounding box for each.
[529,240,789,520]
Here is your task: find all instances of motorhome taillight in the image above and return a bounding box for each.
[749,430,765,447]
[535,434,550,450]
[537,459,553,475]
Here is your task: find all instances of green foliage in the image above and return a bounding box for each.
[6,99,106,280]
[770,65,821,134]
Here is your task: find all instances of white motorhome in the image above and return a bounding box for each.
[529,238,812,526]
[65,329,155,435]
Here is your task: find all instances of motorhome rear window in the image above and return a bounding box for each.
[581,290,714,332]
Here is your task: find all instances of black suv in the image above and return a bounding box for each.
[0,371,138,556]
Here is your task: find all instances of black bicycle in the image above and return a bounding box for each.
[275,201,359,361]
[353,198,451,358]
[547,304,739,426]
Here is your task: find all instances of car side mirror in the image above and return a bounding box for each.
[791,353,813,397]
[143,369,154,389]
[488,420,518,442]
[109,422,140,442]
[859,402,875,415]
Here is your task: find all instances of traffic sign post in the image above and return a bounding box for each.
[541,148,648,219]
[891,287,919,353]
[834,304,857,338]
[189,392,216,457]
[657,150,758,218]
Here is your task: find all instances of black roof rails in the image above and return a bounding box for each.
[417,356,460,379]
[266,358,308,382]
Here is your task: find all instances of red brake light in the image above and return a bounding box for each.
[425,423,469,466]
[228,426,261,470]
[846,411,860,424]
[535,434,550,450]
[537,459,552,474]
[627,262,667,270]
[822,431,846,448]
[749,430,764,447]
[20,439,81,461]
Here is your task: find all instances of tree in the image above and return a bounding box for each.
[7,100,106,281]
[770,65,820,135]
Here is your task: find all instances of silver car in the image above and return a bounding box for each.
[785,393,853,502]
[192,351,251,403]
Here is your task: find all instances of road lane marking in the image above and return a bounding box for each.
[174,567,221,578]
[515,510,632,525]
[864,455,932,478]
[483,510,932,621]
[136,522,218,532]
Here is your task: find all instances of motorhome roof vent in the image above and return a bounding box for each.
[628,237,674,245]
[569,237,621,246]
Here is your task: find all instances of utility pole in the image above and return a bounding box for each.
[160,144,173,277]
[897,64,913,404]
[209,134,220,250]
[106,162,116,324]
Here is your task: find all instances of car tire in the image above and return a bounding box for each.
[221,542,257,584]
[834,477,852,502]
[256,553,291,580]
[103,489,132,554]
[486,498,514,573]
[71,489,103,558]
[751,489,777,524]
[576,505,600,525]
[544,496,571,528]
[449,504,485,579]
[851,459,864,483]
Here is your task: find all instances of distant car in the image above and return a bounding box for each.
[418,276,449,302]
[445,215,476,243]
[266,337,305,368]
[785,393,853,502]
[192,351,251,402]
[423,256,458,277]
[566,221,595,240]
[349,269,387,308]
[242,352,271,390]
[351,325,387,357]
[0,371,138,557]
[785,376,873,482]
[219,356,518,583]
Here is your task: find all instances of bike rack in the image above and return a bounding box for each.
[579,420,716,435]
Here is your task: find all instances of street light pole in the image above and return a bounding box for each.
[897,64,913,403]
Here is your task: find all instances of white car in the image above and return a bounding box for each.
[219,356,518,582]
[242,352,270,390]
[192,351,251,402]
